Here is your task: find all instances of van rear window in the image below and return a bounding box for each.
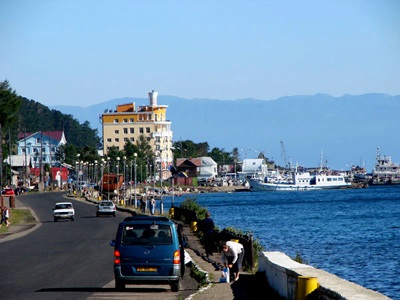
[122,224,172,245]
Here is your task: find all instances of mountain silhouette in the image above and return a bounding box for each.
[50,93,400,171]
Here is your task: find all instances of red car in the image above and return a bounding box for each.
[2,188,15,195]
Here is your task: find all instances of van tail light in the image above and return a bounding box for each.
[173,249,180,265]
[114,250,121,264]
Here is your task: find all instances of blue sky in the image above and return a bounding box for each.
[1,0,399,107]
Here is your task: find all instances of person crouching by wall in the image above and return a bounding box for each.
[220,240,244,281]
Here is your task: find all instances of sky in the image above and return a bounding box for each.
[1,0,400,107]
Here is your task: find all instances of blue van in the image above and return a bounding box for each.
[110,215,184,291]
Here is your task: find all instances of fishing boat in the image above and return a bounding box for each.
[371,148,400,185]
[249,169,351,191]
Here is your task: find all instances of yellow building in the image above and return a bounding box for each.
[101,90,173,179]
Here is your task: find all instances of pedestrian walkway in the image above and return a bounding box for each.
[179,221,283,300]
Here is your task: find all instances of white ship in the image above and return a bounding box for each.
[249,168,351,191]
[372,148,400,185]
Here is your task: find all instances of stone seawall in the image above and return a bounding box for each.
[258,251,391,300]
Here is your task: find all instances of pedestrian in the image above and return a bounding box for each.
[0,206,4,227]
[140,197,146,213]
[150,197,156,215]
[200,211,215,256]
[220,240,244,281]
[3,206,10,227]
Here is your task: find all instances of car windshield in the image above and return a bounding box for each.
[56,204,72,209]
[100,202,113,207]
[122,224,172,245]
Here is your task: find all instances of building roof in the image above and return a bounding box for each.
[18,130,66,142]
[176,158,202,167]
[199,156,217,166]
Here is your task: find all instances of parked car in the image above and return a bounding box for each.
[2,188,15,195]
[53,202,75,222]
[110,215,184,291]
[96,200,116,217]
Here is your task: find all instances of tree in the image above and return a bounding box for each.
[0,80,22,187]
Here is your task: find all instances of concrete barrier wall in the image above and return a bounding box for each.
[258,251,391,300]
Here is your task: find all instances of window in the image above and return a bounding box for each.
[140,127,144,134]
[130,128,134,134]
[146,127,151,133]
[115,138,120,142]
[123,118,128,123]
[130,137,135,142]
[107,138,112,142]
[130,118,134,122]
[146,137,151,142]
[115,130,119,134]
[123,128,128,134]
[124,138,128,142]
[114,119,119,123]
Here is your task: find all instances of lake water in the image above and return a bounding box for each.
[163,185,400,299]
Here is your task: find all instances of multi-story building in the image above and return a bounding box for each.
[17,130,67,167]
[101,90,173,179]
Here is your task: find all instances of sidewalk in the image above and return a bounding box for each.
[179,221,283,300]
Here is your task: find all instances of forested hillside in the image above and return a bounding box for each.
[17,97,100,149]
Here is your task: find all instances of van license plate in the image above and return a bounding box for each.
[137,267,157,272]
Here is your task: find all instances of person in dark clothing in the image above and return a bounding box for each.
[200,211,215,256]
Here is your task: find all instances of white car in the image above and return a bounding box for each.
[53,202,75,222]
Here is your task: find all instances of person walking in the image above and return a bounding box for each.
[0,206,4,227]
[140,197,146,213]
[200,211,215,256]
[150,197,156,215]
[221,240,244,281]
[3,206,10,227]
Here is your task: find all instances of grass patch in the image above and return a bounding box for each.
[0,208,36,234]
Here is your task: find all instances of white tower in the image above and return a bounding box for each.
[148,90,158,106]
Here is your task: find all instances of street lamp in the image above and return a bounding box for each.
[170,147,175,207]
[107,157,111,200]
[116,156,120,203]
[123,156,126,206]
[159,149,164,214]
[134,153,137,208]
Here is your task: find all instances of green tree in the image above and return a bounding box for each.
[0,80,22,187]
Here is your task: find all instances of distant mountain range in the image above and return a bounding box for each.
[50,93,400,172]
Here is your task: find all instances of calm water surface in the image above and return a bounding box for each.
[164,185,400,299]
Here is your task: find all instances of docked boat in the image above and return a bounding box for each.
[371,148,400,185]
[249,169,351,191]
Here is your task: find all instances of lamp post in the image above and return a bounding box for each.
[100,158,104,200]
[159,149,164,214]
[75,154,80,197]
[116,156,120,203]
[170,147,175,208]
[107,157,111,200]
[123,156,126,206]
[94,160,98,185]
[134,153,137,208]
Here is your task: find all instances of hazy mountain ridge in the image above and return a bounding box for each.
[50,93,400,171]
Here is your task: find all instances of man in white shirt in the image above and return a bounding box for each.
[221,240,244,281]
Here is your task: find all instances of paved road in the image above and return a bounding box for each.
[0,192,195,300]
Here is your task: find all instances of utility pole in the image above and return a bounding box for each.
[280,141,287,169]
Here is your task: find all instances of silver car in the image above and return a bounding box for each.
[96,201,116,217]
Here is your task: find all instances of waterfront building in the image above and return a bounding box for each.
[101,90,173,180]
